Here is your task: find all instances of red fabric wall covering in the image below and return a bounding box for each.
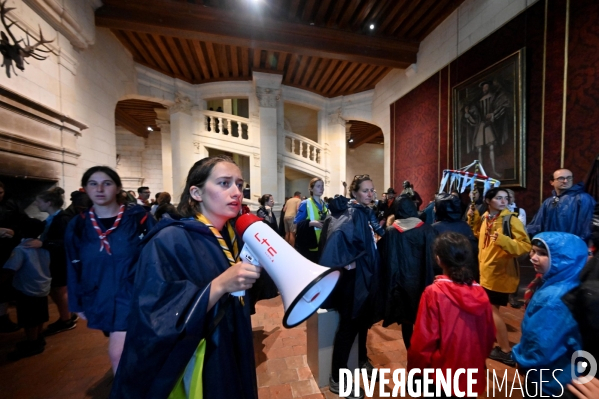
[389,0,599,218]
[392,73,441,207]
[439,66,450,179]
[564,0,599,184]
[541,0,568,201]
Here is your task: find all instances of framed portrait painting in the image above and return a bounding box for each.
[453,48,526,187]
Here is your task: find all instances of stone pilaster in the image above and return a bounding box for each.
[253,72,282,202]
[168,93,194,203]
[327,108,347,196]
[156,118,173,196]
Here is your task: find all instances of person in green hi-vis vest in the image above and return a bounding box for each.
[294,177,328,263]
[111,155,261,399]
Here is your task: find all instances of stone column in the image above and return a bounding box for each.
[254,73,282,200]
[327,109,347,196]
[156,118,173,196]
[169,93,195,204]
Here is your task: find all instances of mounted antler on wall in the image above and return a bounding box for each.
[0,0,53,78]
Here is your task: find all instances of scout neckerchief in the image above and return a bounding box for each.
[194,213,243,306]
[483,212,501,249]
[169,213,240,399]
[89,204,125,255]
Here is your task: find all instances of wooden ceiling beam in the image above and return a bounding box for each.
[396,0,438,38]
[416,0,466,41]
[96,0,418,69]
[315,59,339,92]
[230,45,239,77]
[192,40,212,79]
[386,0,422,35]
[351,0,377,30]
[326,0,346,28]
[276,52,287,72]
[151,34,182,76]
[331,63,359,96]
[377,0,408,33]
[165,36,191,79]
[115,108,149,138]
[337,0,360,30]
[137,33,171,73]
[302,0,317,23]
[313,0,332,25]
[240,47,249,76]
[205,42,221,78]
[217,44,230,79]
[180,39,202,81]
[288,0,301,20]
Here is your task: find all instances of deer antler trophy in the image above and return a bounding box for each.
[0,0,53,78]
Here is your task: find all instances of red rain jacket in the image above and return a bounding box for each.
[408,276,495,396]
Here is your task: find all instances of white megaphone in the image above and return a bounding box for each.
[234,213,341,328]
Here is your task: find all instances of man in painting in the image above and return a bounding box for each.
[463,80,510,177]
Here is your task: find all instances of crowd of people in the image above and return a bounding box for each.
[1,160,598,399]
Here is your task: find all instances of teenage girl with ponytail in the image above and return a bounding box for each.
[65,166,154,374]
[112,155,261,399]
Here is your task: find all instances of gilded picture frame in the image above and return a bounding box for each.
[453,48,526,188]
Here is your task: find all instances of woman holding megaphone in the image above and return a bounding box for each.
[111,155,261,399]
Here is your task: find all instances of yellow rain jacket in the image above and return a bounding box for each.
[469,208,531,293]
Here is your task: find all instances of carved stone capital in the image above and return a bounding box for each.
[327,108,345,126]
[155,120,170,133]
[325,176,331,186]
[193,141,201,153]
[277,159,284,173]
[256,87,281,108]
[253,152,261,167]
[169,93,193,115]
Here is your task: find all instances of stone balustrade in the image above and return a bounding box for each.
[202,110,250,140]
[284,131,322,166]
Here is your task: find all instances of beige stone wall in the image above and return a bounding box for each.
[0,1,135,194]
[346,144,385,196]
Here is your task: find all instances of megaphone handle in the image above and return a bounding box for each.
[231,245,261,298]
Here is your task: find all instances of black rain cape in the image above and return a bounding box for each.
[110,217,257,399]
[319,197,381,322]
[378,197,438,326]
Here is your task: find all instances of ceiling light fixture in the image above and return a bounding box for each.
[348,138,354,143]
[369,24,375,30]
[147,127,153,131]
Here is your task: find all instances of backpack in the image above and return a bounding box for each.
[502,214,521,279]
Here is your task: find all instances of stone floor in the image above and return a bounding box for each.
[0,296,526,399]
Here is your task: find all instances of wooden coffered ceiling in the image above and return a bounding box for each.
[115,99,167,138]
[348,120,383,149]
[97,0,465,98]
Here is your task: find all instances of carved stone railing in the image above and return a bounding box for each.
[202,110,250,140]
[284,131,322,166]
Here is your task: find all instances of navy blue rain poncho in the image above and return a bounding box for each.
[319,196,381,322]
[110,217,257,399]
[65,205,154,332]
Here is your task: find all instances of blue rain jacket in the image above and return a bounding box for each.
[527,182,596,241]
[512,232,586,397]
[65,205,154,331]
